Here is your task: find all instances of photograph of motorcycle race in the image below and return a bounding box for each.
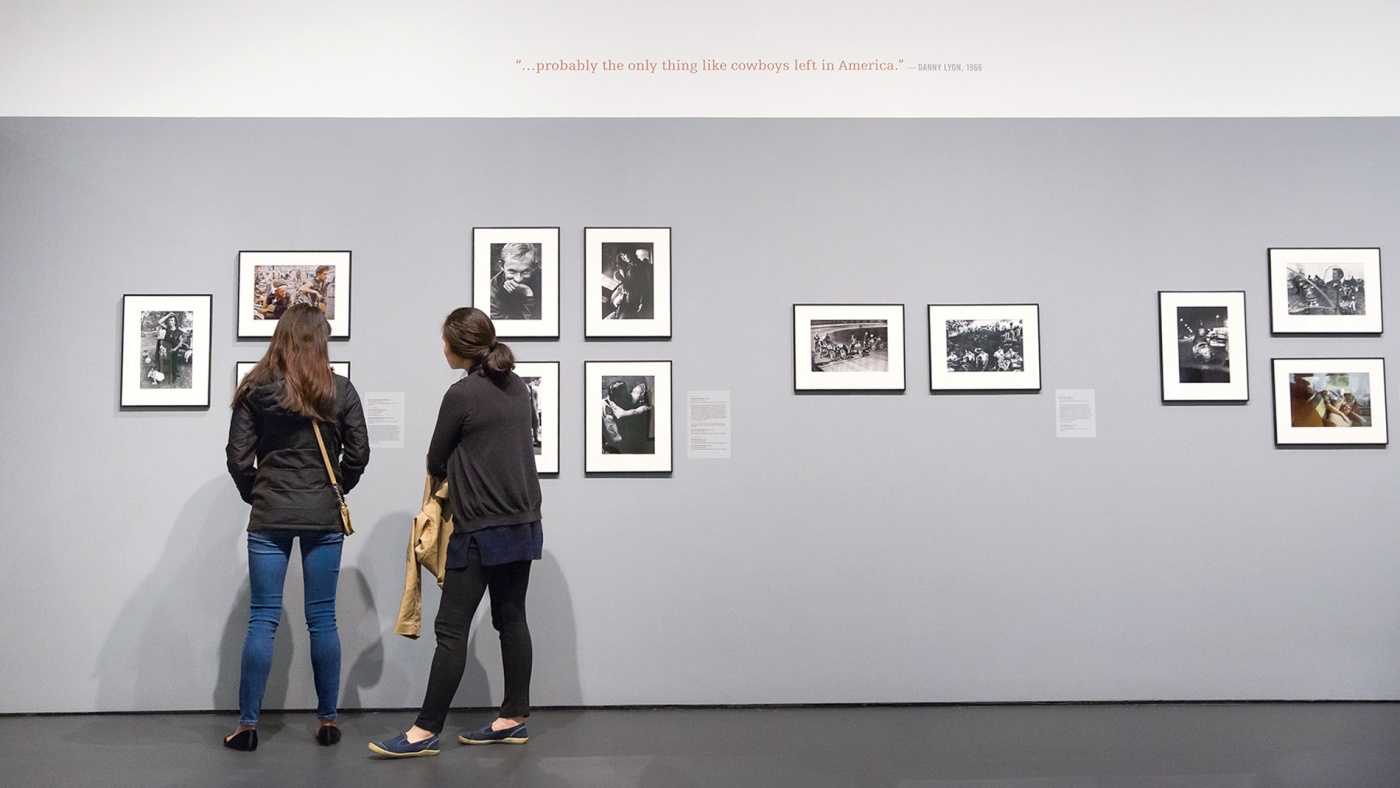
[1286,263,1366,317]
[1175,306,1231,384]
[809,319,889,373]
[943,319,1024,374]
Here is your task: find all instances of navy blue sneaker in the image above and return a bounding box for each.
[368,732,441,757]
[459,722,528,745]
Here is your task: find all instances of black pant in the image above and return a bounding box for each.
[414,544,533,733]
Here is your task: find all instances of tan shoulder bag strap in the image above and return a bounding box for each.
[312,422,355,535]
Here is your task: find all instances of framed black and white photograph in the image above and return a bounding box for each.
[1158,291,1248,402]
[927,304,1041,392]
[515,361,560,475]
[793,304,905,392]
[472,227,560,338]
[238,251,351,339]
[237,361,351,384]
[1272,358,1387,446]
[585,360,672,473]
[121,294,212,408]
[1269,247,1382,334]
[585,227,672,338]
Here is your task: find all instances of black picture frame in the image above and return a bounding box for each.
[238,250,351,339]
[585,360,673,473]
[1158,291,1248,402]
[1268,247,1382,335]
[585,227,672,339]
[515,361,561,474]
[472,227,560,339]
[120,294,213,408]
[793,304,905,392]
[1271,358,1388,446]
[928,303,1041,392]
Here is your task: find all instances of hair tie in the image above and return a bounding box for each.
[489,341,498,351]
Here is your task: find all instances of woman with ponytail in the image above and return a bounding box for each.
[224,304,370,751]
[370,307,543,758]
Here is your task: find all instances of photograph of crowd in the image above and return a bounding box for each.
[1175,306,1231,383]
[252,264,336,320]
[928,304,1038,392]
[1285,264,1366,317]
[489,242,543,321]
[600,242,655,320]
[810,320,889,373]
[1288,372,1372,428]
[944,319,1023,373]
[600,375,655,455]
[139,311,195,389]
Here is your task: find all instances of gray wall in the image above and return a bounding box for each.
[2,118,1399,714]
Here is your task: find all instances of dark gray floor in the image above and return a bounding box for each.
[5,704,1400,787]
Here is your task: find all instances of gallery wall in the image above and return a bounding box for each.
[2,117,1399,714]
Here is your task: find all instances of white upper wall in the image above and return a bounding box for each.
[2,0,1397,118]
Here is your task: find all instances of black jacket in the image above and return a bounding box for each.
[226,375,370,531]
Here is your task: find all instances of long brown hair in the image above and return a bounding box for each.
[232,303,336,421]
[443,307,514,384]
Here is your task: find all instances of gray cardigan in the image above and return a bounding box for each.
[427,370,541,533]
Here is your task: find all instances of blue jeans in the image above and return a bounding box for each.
[238,529,343,726]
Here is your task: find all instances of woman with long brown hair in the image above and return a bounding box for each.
[224,303,370,750]
[370,307,542,758]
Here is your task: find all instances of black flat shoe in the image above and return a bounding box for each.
[224,729,258,751]
[315,724,341,746]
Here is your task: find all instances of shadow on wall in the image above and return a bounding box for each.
[210,561,386,716]
[213,584,289,714]
[458,548,582,711]
[95,476,252,711]
[339,566,384,709]
[211,526,391,716]
[343,500,581,713]
[94,475,392,716]
[340,509,418,708]
[528,550,582,707]
[94,477,579,713]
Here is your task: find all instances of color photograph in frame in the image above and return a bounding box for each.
[1158,291,1248,402]
[1268,247,1382,334]
[585,360,672,473]
[472,227,560,338]
[238,250,351,338]
[794,304,905,392]
[1271,358,1387,446]
[515,361,560,475]
[928,304,1041,392]
[121,294,212,408]
[585,227,672,338]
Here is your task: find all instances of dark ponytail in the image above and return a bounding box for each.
[443,307,515,383]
